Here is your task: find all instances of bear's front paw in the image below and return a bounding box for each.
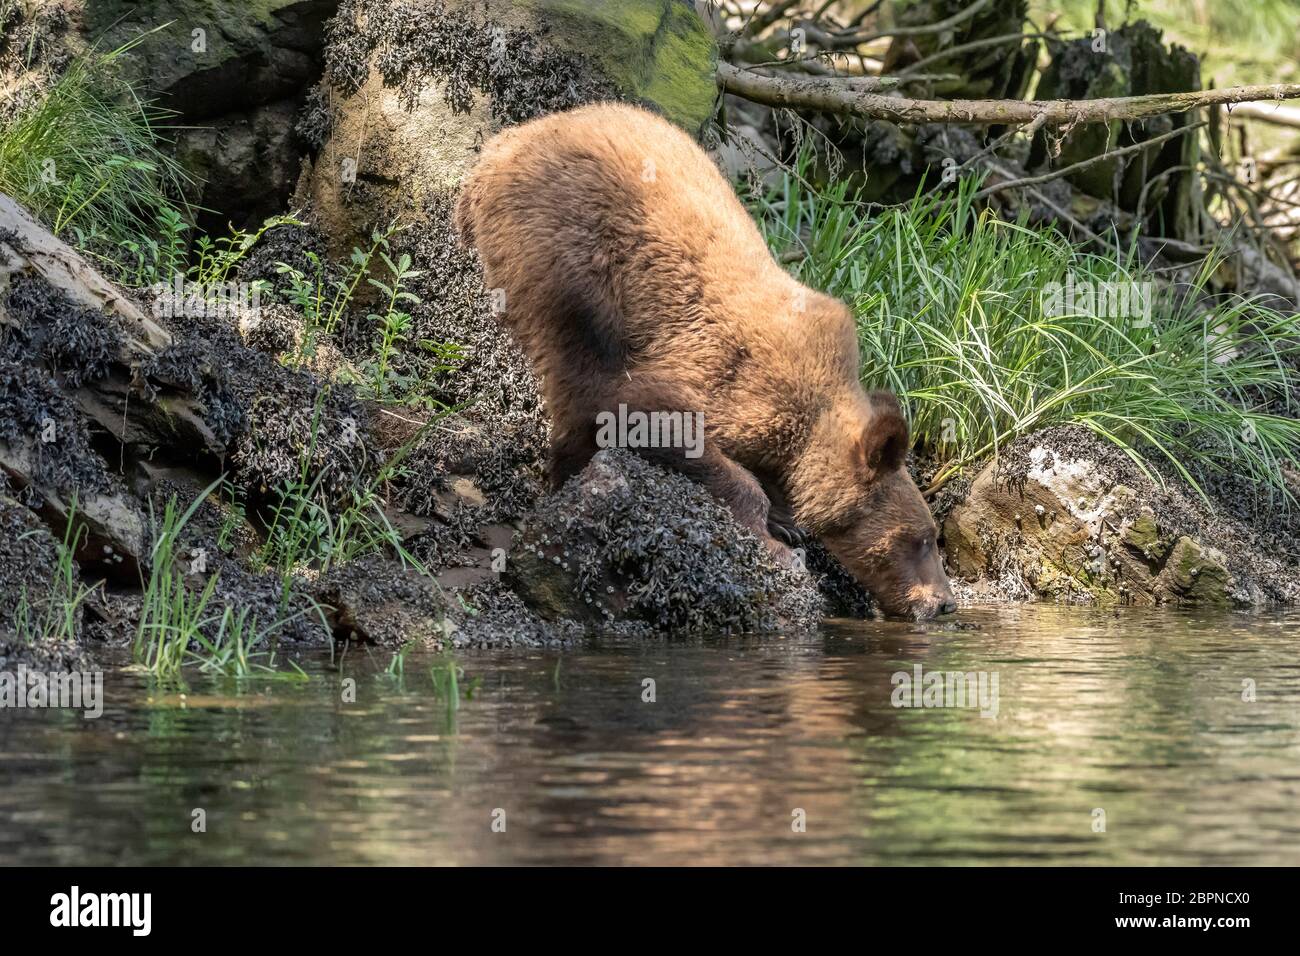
[766,509,806,548]
[759,533,796,568]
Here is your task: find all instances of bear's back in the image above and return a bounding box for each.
[459,104,785,354]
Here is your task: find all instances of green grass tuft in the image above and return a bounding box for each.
[0,37,191,250]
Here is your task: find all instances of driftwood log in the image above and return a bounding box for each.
[0,194,225,574]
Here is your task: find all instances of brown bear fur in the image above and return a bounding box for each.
[455,103,954,619]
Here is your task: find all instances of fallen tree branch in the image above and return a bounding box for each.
[0,194,171,353]
[718,62,1300,127]
[972,122,1206,201]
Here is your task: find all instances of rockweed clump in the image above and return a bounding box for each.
[391,190,549,545]
[324,0,616,123]
[0,359,116,500]
[517,449,824,633]
[0,496,92,669]
[295,83,342,150]
[151,304,374,504]
[138,339,247,446]
[0,1,74,77]
[4,274,126,389]
[0,496,70,633]
[235,218,334,303]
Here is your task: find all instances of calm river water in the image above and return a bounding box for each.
[2,605,1298,865]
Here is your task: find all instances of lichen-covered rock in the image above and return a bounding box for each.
[509,449,824,633]
[943,425,1300,608]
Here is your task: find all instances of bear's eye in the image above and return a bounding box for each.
[918,537,932,558]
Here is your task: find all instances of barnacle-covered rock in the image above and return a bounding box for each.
[376,192,548,575]
[509,449,824,633]
[446,581,594,648]
[312,554,452,647]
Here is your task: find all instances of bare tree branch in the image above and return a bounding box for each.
[746,0,801,36]
[1226,101,1300,129]
[812,0,994,50]
[897,32,1053,76]
[973,122,1205,201]
[718,62,1300,127]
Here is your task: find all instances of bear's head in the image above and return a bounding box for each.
[798,392,956,621]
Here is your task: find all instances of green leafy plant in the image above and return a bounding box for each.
[192,214,304,288]
[363,249,423,400]
[118,201,189,287]
[276,224,393,361]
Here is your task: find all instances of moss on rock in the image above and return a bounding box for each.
[515,0,718,134]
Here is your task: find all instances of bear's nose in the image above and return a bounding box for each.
[939,599,957,616]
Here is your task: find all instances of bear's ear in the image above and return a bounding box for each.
[854,391,910,478]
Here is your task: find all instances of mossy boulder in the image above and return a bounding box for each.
[942,426,1294,608]
[57,1,341,228]
[1158,537,1234,607]
[514,0,718,134]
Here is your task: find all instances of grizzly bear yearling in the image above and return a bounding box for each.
[455,103,955,620]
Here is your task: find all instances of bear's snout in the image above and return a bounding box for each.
[911,593,958,621]
[897,567,958,621]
